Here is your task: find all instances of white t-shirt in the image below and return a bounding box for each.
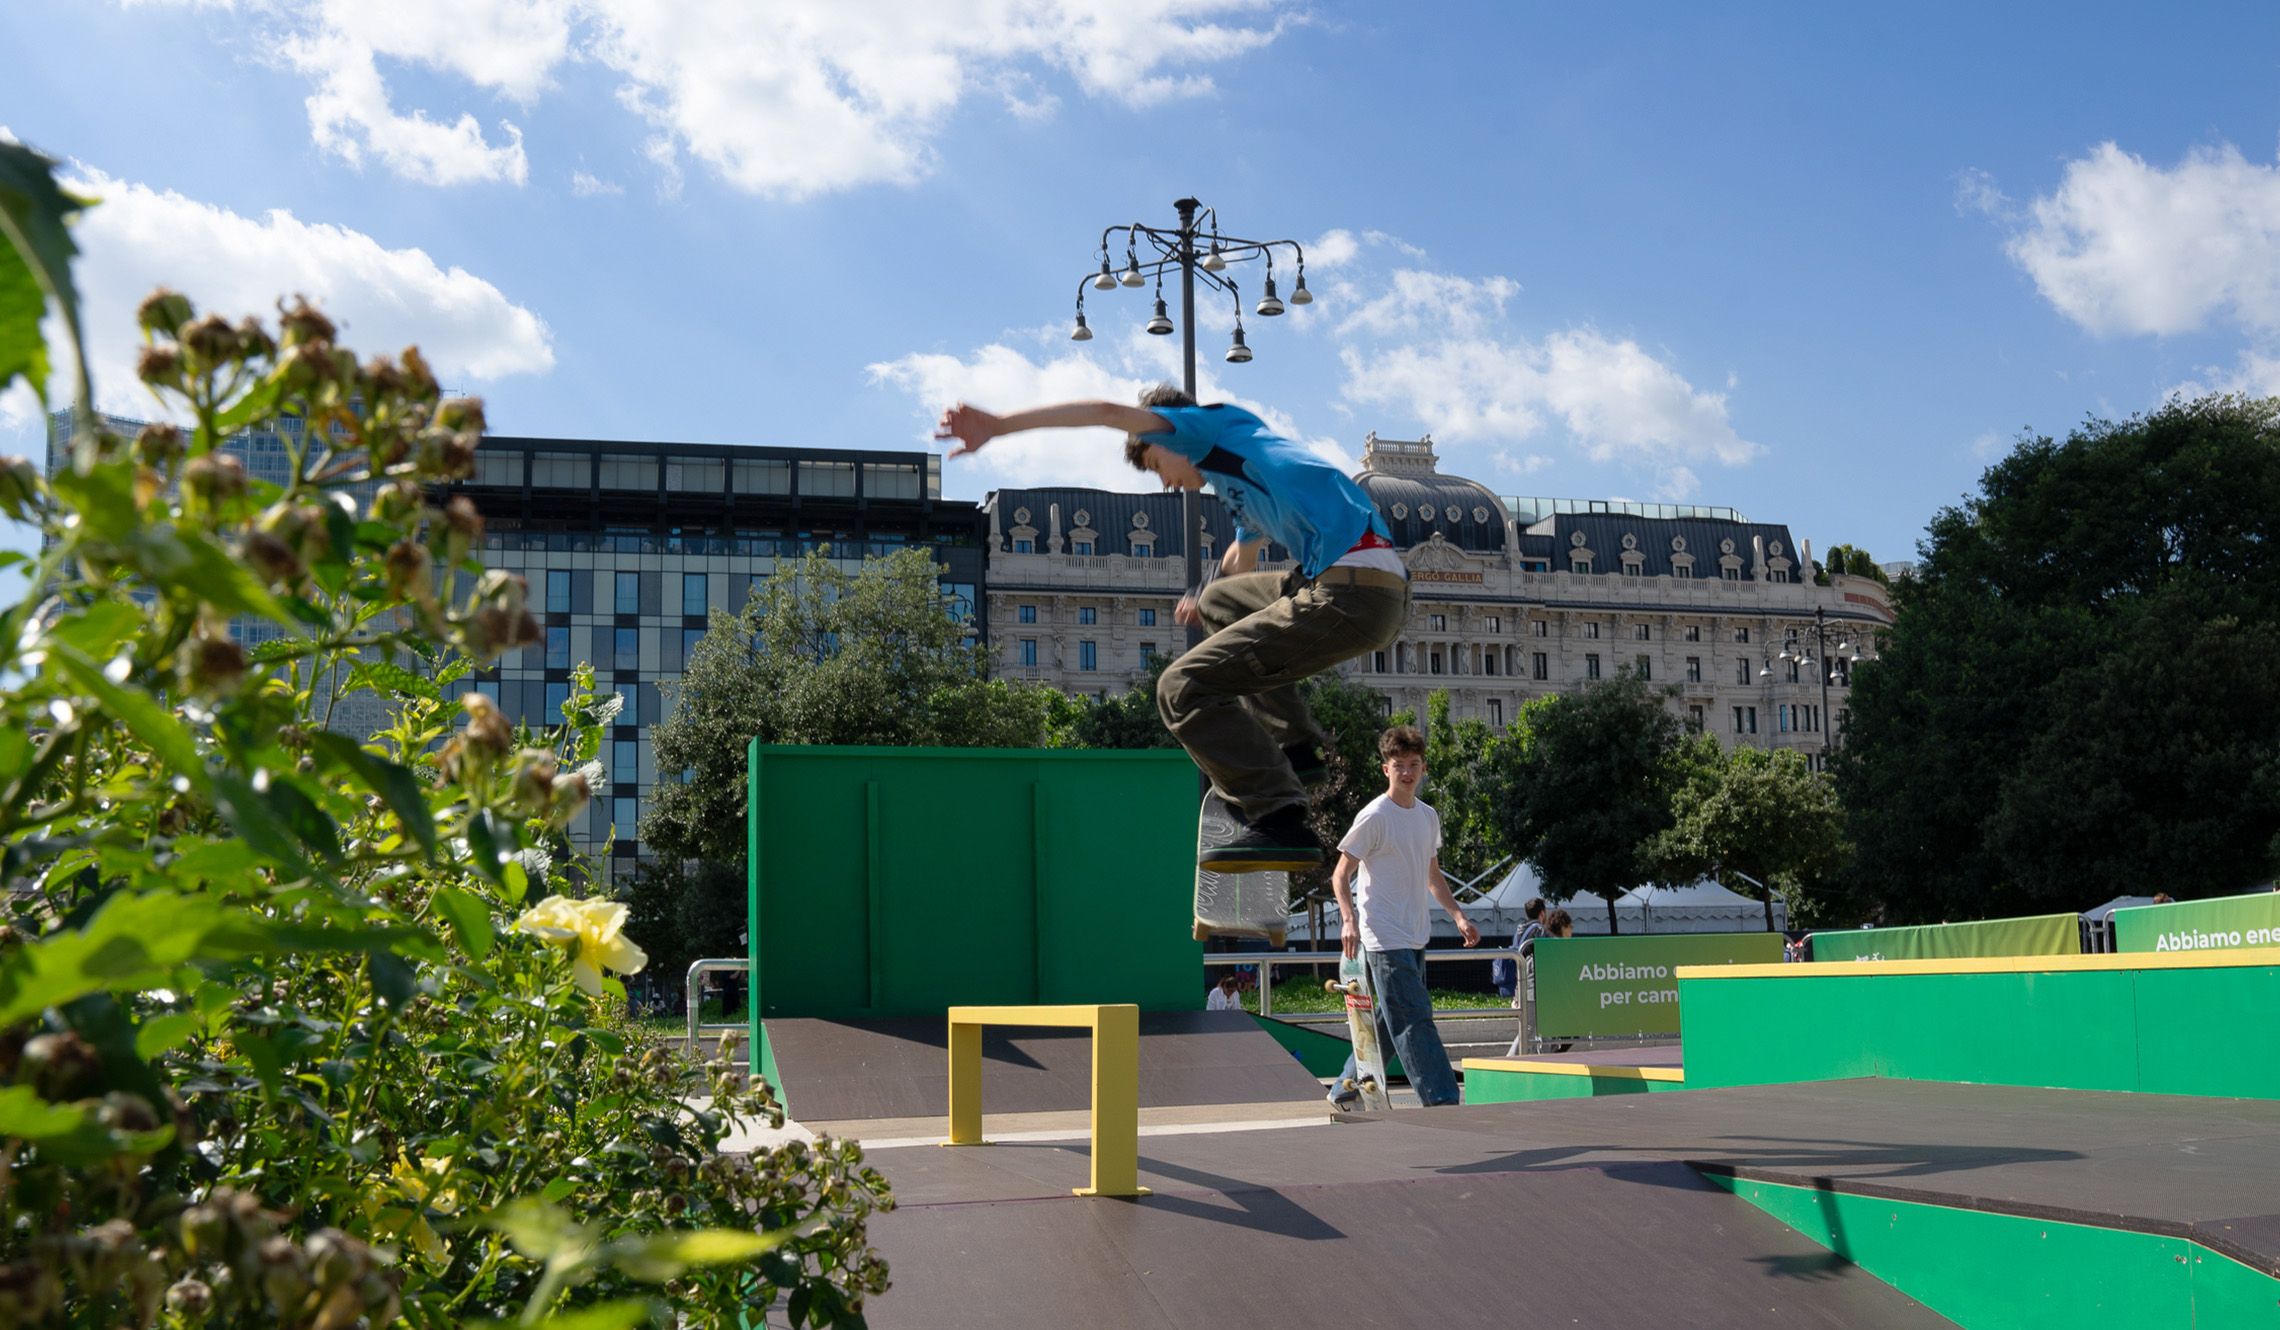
[1206,985,1241,1011]
[1338,793,1442,952]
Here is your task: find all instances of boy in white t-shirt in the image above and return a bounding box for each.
[1329,725,1480,1108]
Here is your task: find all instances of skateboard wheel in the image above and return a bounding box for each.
[1323,980,1342,994]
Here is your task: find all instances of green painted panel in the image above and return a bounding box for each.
[2133,966,2280,1099]
[1809,912,2081,963]
[2114,891,2280,955]
[1714,1174,2280,1329]
[1463,1068,1679,1104]
[1533,933,1782,1039]
[1680,971,2141,1093]
[1249,1017,1404,1080]
[747,746,1202,1019]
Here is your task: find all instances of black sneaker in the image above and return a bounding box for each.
[1283,742,1330,787]
[1198,803,1323,873]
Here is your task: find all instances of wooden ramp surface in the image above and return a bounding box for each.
[764,1010,1323,1124]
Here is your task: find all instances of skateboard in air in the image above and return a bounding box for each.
[1326,952,1391,1113]
[1192,788,1289,945]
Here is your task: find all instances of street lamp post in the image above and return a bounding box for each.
[1759,605,1876,760]
[1069,198,1312,645]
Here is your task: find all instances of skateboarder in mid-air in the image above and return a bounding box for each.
[937,387,1410,872]
[1330,725,1480,1108]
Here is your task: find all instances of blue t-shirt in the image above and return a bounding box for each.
[1140,404,1389,578]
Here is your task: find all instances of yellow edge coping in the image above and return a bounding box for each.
[1676,946,2280,982]
[945,1004,1125,1028]
[1460,1058,1684,1082]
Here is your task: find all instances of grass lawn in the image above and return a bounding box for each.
[1234,980,1508,1015]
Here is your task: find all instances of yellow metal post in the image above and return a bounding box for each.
[944,1017,983,1146]
[1076,1003,1146,1197]
[938,1004,1150,1198]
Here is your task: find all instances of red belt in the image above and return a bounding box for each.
[1346,530,1394,554]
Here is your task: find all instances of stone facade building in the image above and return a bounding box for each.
[985,433,1893,764]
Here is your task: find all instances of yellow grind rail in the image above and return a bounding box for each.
[942,1004,1149,1198]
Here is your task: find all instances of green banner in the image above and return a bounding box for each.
[1808,913,2079,963]
[2113,892,2280,954]
[1534,933,1782,1039]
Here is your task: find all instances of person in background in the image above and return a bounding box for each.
[1206,973,1243,1011]
[1492,897,1547,999]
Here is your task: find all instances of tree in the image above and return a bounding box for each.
[1422,690,1513,887]
[1834,395,2280,923]
[636,547,1062,974]
[1816,542,1890,586]
[1288,670,1396,906]
[1067,654,1180,749]
[1646,743,1849,928]
[1485,669,1688,932]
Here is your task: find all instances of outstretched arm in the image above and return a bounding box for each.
[935,400,1168,458]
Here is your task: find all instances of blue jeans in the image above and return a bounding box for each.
[1337,948,1461,1107]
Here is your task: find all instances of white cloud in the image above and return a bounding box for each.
[1336,269,1519,339]
[1493,448,1553,477]
[1969,430,2007,460]
[196,0,1288,197]
[2168,348,2280,402]
[1953,166,2013,220]
[1339,327,1759,494]
[570,169,622,197]
[867,326,1352,493]
[47,165,553,417]
[2006,141,2280,337]
[1307,228,1360,270]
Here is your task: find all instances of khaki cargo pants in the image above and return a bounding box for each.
[1155,566,1411,821]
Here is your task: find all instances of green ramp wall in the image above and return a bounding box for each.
[1678,950,2280,1097]
[746,746,1203,1036]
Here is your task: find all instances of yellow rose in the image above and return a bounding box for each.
[514,895,649,996]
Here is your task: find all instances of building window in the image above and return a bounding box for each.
[1373,651,1388,673]
[1533,652,1549,680]
[531,451,586,489]
[546,625,571,670]
[1073,540,1095,556]
[1673,563,1694,579]
[799,460,856,497]
[1430,650,1445,675]
[1571,558,1592,574]
[1684,625,1702,642]
[1586,654,1601,680]
[1686,656,1702,683]
[1737,658,1752,685]
[683,627,704,661]
[546,571,571,616]
[1020,639,1038,668]
[1722,566,1742,582]
[865,462,921,500]
[614,739,639,786]
[1078,607,1097,626]
[1139,608,1157,627]
[614,796,638,838]
[1018,604,1037,624]
[1014,538,1034,554]
[1735,627,1751,643]
[1141,642,1158,661]
[1483,654,1498,676]
[1636,655,1652,680]
[682,573,708,618]
[1531,621,1549,637]
[1079,641,1098,671]
[1634,624,1651,640]
[1584,623,1601,639]
[474,450,523,486]
[1732,706,1744,733]
[1688,705,1705,729]
[733,458,791,494]
[1429,614,1447,632]
[1489,699,1504,727]
[615,627,640,670]
[1769,569,1791,584]
[1786,659,1801,684]
[1622,563,1643,577]
[944,583,976,622]
[1486,615,1502,632]
[599,455,657,491]
[615,572,640,613]
[666,458,724,492]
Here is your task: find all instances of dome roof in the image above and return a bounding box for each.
[1354,434,1508,553]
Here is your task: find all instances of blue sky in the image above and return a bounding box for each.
[8,1,2280,574]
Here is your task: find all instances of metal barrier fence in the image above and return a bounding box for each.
[685,957,751,1046]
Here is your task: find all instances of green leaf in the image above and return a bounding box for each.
[347,660,442,702]
[465,808,511,885]
[0,1084,170,1166]
[484,1198,588,1261]
[609,1227,796,1283]
[44,462,139,543]
[473,1300,658,1330]
[209,771,321,880]
[255,770,343,864]
[134,1011,201,1059]
[170,837,260,883]
[368,948,415,1006]
[51,645,209,792]
[46,600,142,660]
[0,141,91,411]
[308,731,438,861]
[429,885,495,959]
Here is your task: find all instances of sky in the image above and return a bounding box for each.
[8,0,2280,577]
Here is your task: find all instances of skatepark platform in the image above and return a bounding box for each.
[760,1010,1324,1132]
[853,1076,2280,1329]
[1463,1042,1686,1102]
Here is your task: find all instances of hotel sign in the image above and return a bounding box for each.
[1411,569,1485,584]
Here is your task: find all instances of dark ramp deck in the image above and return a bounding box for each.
[764,1011,1322,1124]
